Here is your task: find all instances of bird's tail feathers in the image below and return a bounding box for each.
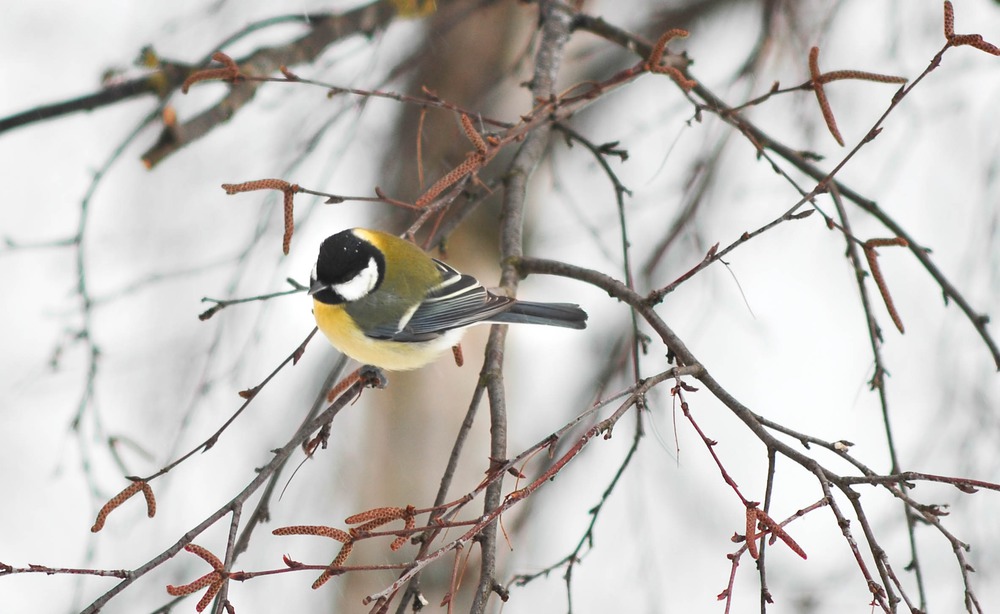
[489,301,587,329]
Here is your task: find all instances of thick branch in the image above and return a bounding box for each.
[470,3,574,613]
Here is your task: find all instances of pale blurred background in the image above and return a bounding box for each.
[1,1,998,612]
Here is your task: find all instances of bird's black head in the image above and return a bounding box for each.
[309,229,385,305]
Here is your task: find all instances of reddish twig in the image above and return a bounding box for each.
[91,480,156,532]
[181,52,244,93]
[862,237,909,334]
[644,29,696,91]
[720,499,828,612]
[272,525,354,588]
[944,1,1000,54]
[221,179,298,254]
[165,544,228,613]
[809,47,843,146]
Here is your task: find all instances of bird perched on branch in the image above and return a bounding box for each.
[309,228,587,370]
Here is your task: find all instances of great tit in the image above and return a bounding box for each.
[309,228,588,370]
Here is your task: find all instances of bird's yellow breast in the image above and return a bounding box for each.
[313,299,460,370]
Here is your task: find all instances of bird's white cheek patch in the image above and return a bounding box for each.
[332,257,380,301]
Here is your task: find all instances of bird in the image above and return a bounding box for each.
[308,228,587,370]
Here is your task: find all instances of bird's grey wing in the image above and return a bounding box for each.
[367,259,512,342]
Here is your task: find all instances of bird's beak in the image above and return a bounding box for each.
[308,279,328,295]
